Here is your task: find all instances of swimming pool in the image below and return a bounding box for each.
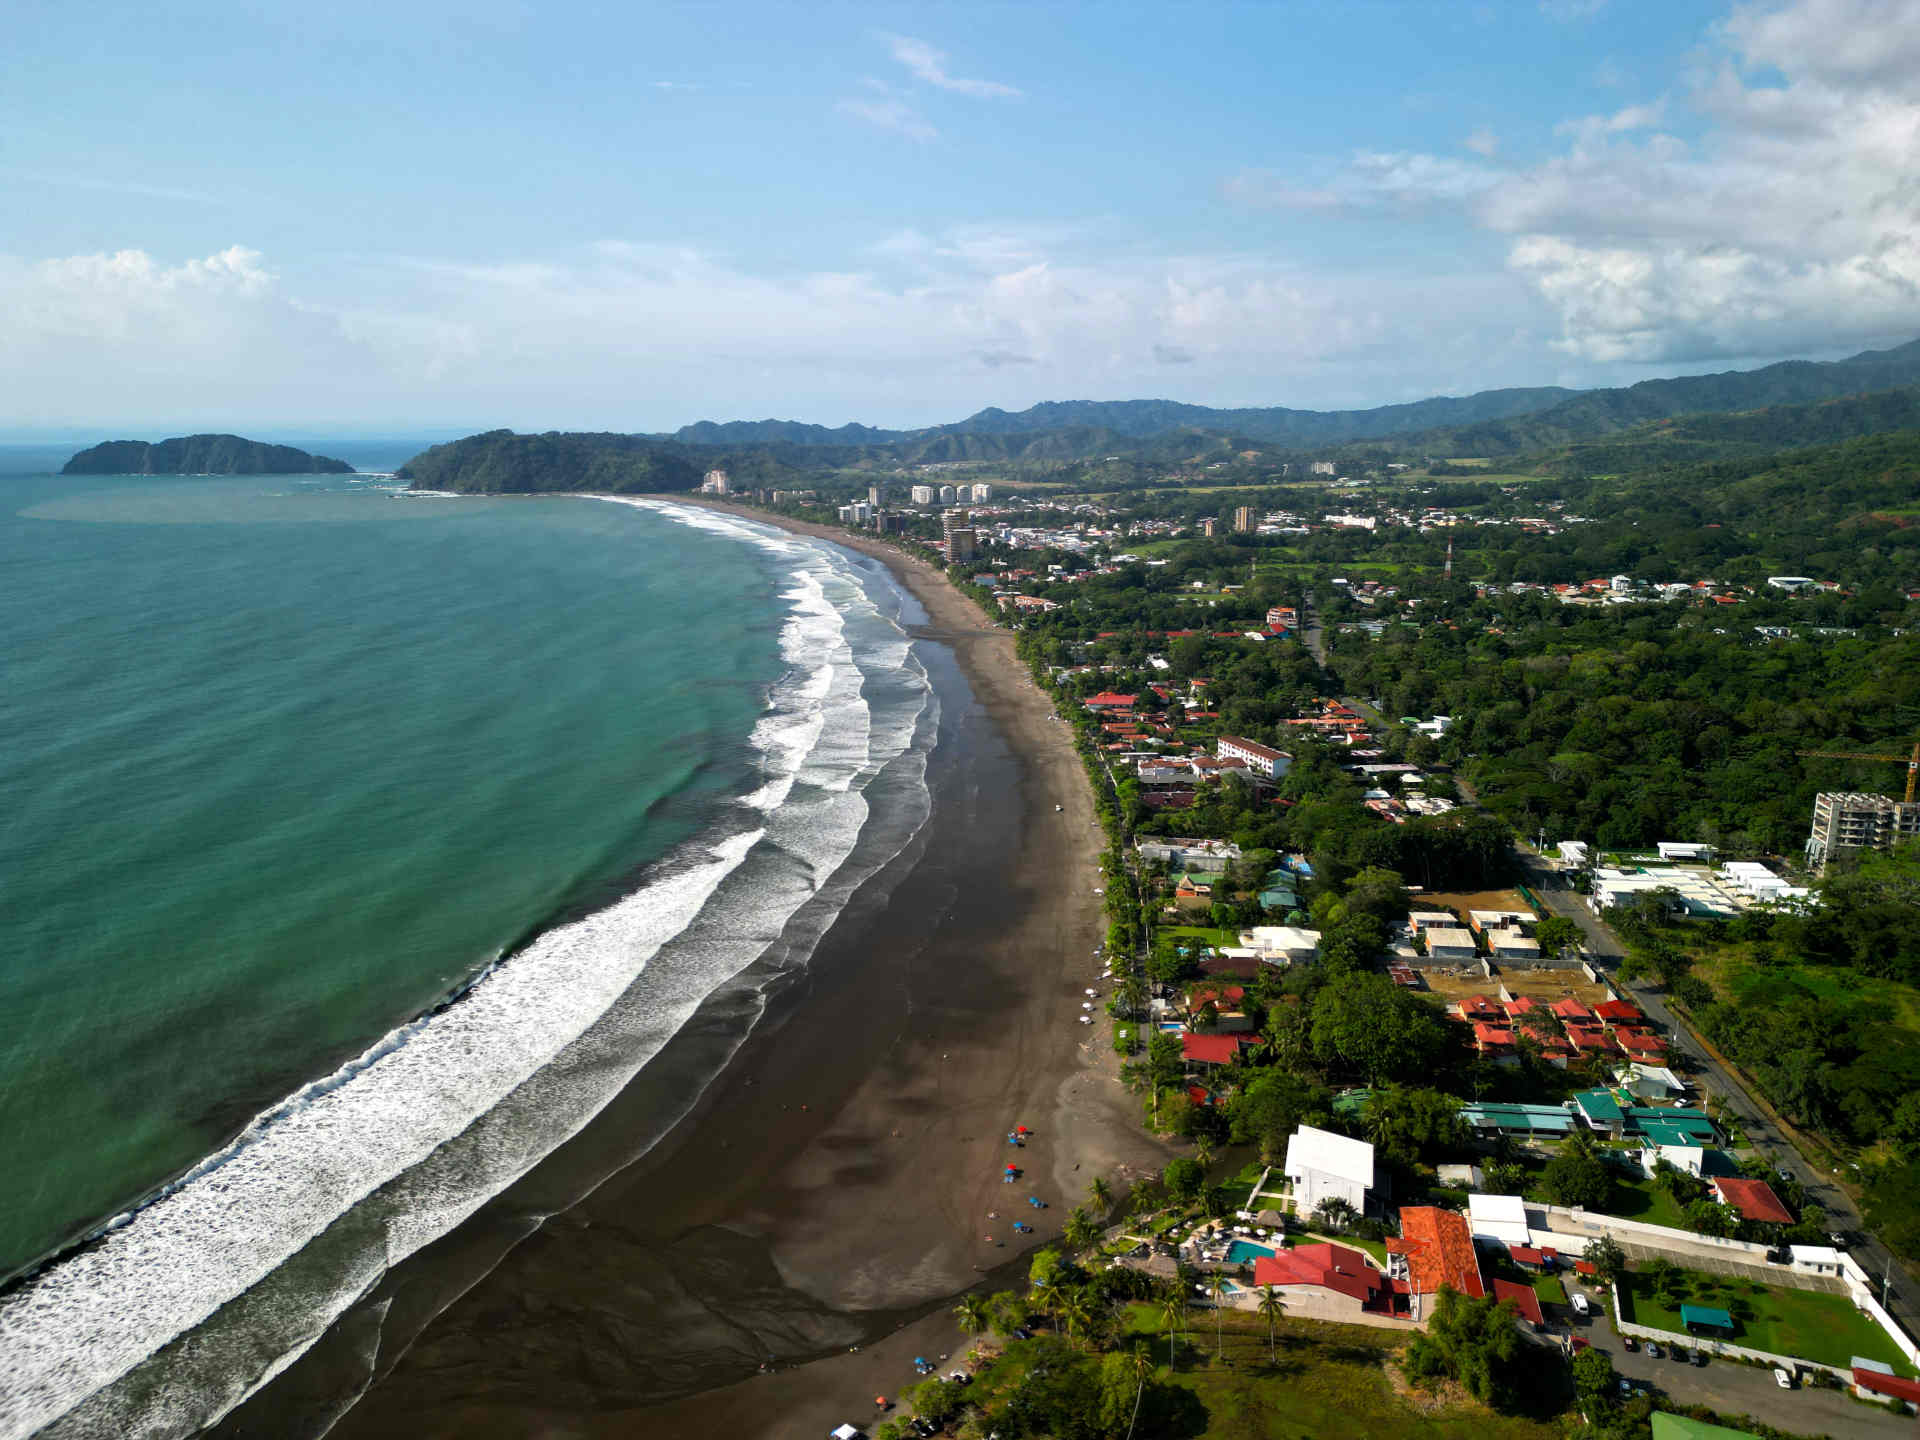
[1225,1240,1276,1264]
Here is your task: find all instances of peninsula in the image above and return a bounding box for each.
[62,434,354,476]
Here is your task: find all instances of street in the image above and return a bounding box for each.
[1518,853,1920,1341]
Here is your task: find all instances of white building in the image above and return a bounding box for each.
[1466,1193,1534,1251]
[1422,927,1478,960]
[937,484,957,505]
[698,468,730,495]
[1215,735,1292,779]
[1657,842,1717,861]
[1136,838,1242,873]
[1234,925,1321,964]
[910,484,936,505]
[969,483,994,502]
[1285,1124,1374,1216]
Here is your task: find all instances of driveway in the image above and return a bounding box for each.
[1516,852,1920,1340]
[1570,1303,1915,1439]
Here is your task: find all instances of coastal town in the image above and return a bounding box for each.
[708,433,1920,1440]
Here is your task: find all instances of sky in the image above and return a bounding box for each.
[4,0,1919,436]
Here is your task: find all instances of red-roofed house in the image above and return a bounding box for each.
[1492,1277,1545,1330]
[1251,1244,1407,1323]
[1388,1207,1484,1322]
[1852,1367,1920,1410]
[1182,1032,1250,1069]
[1616,1030,1668,1063]
[1085,692,1138,710]
[1472,1022,1518,1064]
[1594,999,1644,1026]
[1551,997,1594,1022]
[1456,995,1505,1023]
[1711,1177,1794,1225]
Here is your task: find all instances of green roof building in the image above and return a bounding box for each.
[1462,1101,1576,1136]
[1679,1303,1735,1334]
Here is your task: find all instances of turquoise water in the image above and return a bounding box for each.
[1225,1240,1276,1264]
[0,472,786,1276]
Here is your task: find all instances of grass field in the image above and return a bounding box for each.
[1618,1268,1913,1373]
[1602,1174,1692,1231]
[1164,925,1241,950]
[1106,1305,1565,1440]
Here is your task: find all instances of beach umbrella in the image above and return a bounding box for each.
[1017,1125,1030,1134]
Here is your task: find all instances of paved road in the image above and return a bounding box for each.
[1569,1301,1915,1439]
[1517,853,1920,1341]
[1301,590,1326,666]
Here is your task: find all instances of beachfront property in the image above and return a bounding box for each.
[1284,1124,1375,1216]
[1136,837,1242,874]
[1250,1243,1407,1323]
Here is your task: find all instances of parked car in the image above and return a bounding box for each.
[1621,1336,1637,1352]
[1645,1343,1663,1359]
[1774,1367,1794,1388]
[1570,1291,1590,1317]
[1669,1346,1689,1363]
[1692,1349,1707,1366]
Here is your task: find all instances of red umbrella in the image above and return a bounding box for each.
[1016,1125,1030,1134]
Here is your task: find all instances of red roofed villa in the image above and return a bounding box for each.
[1711,1177,1795,1225]
[1388,1206,1484,1321]
[1252,1244,1407,1323]
[1182,1032,1250,1068]
[1492,1277,1545,1329]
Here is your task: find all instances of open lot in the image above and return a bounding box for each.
[1417,968,1614,1009]
[1418,888,1537,916]
[1619,1268,1913,1374]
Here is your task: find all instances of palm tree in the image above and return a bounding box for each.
[1313,1195,1358,1233]
[1206,1269,1229,1359]
[1087,1174,1114,1214]
[1128,1177,1156,1216]
[1194,1137,1215,1173]
[953,1292,990,1339]
[1255,1284,1286,1365]
[1157,1291,1186,1369]
[1058,1285,1093,1347]
[1064,1207,1100,1253]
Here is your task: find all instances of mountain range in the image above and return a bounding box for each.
[401,337,1920,493]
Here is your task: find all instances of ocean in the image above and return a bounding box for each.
[0,461,936,1437]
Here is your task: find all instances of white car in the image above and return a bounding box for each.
[1774,1367,1794,1388]
[1570,1292,1590,1317]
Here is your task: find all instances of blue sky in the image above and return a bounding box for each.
[5,0,1918,434]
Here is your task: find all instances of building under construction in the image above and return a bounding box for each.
[1805,792,1920,868]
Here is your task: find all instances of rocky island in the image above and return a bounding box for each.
[62,435,355,476]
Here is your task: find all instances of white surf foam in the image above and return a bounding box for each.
[0,500,935,1440]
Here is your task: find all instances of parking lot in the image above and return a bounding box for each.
[1568,1300,1914,1438]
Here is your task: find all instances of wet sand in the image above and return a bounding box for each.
[281,501,1171,1439]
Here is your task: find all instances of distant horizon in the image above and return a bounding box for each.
[6,330,1914,451]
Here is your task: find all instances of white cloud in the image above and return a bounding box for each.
[1485,0,1920,361]
[1229,0,1920,367]
[1226,151,1502,214]
[835,97,937,141]
[0,235,1551,426]
[884,35,1021,99]
[1464,127,1500,157]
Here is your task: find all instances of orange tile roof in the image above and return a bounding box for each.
[1389,1207,1484,1299]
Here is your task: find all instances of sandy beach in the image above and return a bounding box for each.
[262,499,1172,1440]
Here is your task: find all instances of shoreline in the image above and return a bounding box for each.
[270,495,1173,1439]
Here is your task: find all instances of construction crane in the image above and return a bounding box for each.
[1796,740,1920,804]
